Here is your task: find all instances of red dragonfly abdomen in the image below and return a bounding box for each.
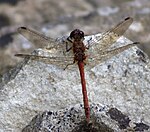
[78,61,90,123]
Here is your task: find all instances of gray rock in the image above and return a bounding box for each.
[22,104,149,132]
[0,36,150,131]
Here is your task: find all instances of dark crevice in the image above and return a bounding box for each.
[0,14,10,28]
[0,33,13,48]
[107,108,130,129]
[0,0,24,6]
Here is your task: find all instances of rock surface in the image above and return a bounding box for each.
[0,35,150,131]
[22,104,149,132]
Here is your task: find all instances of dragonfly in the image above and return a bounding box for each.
[15,17,139,123]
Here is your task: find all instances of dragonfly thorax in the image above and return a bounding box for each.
[72,40,86,63]
[74,50,86,62]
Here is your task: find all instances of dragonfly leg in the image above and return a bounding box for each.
[66,38,73,52]
[66,46,72,52]
[63,43,72,55]
[63,61,75,70]
[85,44,90,50]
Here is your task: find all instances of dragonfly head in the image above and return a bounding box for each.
[69,29,84,41]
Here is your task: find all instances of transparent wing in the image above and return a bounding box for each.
[86,42,139,67]
[15,53,74,67]
[84,17,133,55]
[18,27,65,49]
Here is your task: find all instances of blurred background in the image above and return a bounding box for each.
[0,0,150,76]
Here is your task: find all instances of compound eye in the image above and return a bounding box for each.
[70,30,76,39]
[80,31,83,35]
[79,31,84,38]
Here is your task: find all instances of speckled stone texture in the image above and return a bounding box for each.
[22,104,149,132]
[0,36,150,131]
